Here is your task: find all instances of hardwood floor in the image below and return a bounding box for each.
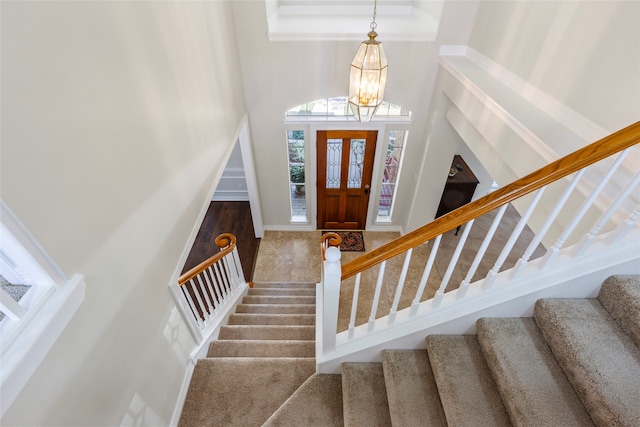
[182,201,260,282]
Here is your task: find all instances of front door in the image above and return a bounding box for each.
[317,130,377,229]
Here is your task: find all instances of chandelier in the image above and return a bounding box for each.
[348,0,388,122]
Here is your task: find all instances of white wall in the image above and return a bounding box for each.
[468,0,640,133]
[0,2,246,425]
[408,0,639,235]
[230,0,480,230]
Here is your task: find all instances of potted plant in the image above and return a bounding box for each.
[290,165,305,194]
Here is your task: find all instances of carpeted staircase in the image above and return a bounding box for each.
[179,275,640,427]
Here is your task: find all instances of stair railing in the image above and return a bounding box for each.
[176,233,247,337]
[320,121,640,355]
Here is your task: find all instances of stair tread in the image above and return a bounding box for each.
[235,304,316,314]
[219,325,315,341]
[263,374,343,426]
[248,288,316,296]
[477,317,594,427]
[179,358,315,427]
[534,298,640,427]
[381,349,447,427]
[252,282,316,289]
[598,274,640,347]
[207,340,315,358]
[426,336,511,427]
[228,313,315,325]
[342,362,392,427]
[242,295,316,305]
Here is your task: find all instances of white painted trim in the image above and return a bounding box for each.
[238,116,265,239]
[438,56,558,165]
[1,274,85,417]
[263,224,316,232]
[367,224,403,233]
[1,201,67,287]
[440,45,609,142]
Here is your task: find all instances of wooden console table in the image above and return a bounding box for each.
[435,155,479,234]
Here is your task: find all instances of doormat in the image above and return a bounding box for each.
[322,230,365,252]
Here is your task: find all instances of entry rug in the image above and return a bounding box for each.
[322,230,365,252]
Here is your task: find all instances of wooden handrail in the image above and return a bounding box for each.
[178,233,237,286]
[341,121,640,280]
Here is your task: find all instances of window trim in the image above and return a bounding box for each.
[0,200,85,417]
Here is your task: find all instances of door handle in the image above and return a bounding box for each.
[364,184,370,195]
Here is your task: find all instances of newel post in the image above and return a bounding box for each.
[322,246,342,353]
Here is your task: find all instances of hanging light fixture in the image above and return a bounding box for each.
[348,0,388,122]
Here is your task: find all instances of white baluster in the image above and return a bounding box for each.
[437,221,474,302]
[485,190,544,289]
[322,246,341,353]
[196,275,214,320]
[183,281,203,327]
[207,266,224,304]
[214,261,229,299]
[541,150,629,269]
[573,171,640,256]
[606,205,640,245]
[389,249,413,324]
[220,255,233,293]
[411,236,441,316]
[202,269,220,314]
[368,261,387,331]
[511,171,584,279]
[348,273,362,339]
[459,205,508,297]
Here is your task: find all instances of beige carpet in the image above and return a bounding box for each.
[253,204,544,332]
[181,266,639,426]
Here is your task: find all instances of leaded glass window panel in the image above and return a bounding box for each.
[347,139,366,189]
[326,139,342,189]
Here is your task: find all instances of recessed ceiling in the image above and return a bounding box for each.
[265,0,443,41]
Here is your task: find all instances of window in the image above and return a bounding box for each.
[286,97,410,121]
[287,130,306,221]
[377,130,408,220]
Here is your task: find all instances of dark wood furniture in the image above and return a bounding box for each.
[436,155,479,234]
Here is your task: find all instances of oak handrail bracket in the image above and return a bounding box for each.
[341,121,640,280]
[178,233,238,285]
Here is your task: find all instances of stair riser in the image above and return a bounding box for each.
[219,326,316,341]
[234,304,315,314]
[248,288,316,297]
[242,296,316,305]
[252,282,316,289]
[228,314,315,325]
[207,341,315,358]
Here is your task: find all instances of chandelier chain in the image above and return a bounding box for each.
[370,0,378,31]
